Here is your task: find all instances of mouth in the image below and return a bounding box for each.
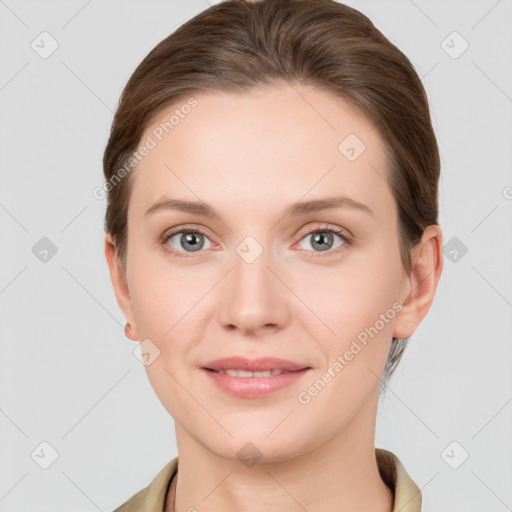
[201,357,312,397]
[202,356,310,373]
[205,368,298,377]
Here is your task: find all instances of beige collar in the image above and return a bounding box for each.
[114,447,422,512]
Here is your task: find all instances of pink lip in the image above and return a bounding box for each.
[201,357,311,398]
[202,356,309,372]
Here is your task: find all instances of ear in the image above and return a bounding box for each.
[104,232,139,341]
[393,224,444,339]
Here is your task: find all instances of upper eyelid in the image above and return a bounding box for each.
[299,223,351,237]
[163,223,351,240]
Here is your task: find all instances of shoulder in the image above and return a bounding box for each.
[113,457,179,512]
[376,448,422,512]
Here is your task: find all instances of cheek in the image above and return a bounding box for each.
[128,261,205,416]
[126,235,203,331]
[293,260,402,423]
[130,270,200,340]
[299,252,402,343]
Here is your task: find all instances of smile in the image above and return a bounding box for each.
[202,367,311,398]
[211,369,293,377]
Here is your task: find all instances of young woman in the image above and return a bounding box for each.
[103,0,443,510]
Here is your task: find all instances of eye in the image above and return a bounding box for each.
[296,224,352,256]
[161,223,353,258]
[162,227,213,257]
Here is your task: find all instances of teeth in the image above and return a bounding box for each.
[215,369,287,377]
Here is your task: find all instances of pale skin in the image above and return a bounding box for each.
[105,83,443,512]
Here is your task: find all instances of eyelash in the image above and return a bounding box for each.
[160,223,354,259]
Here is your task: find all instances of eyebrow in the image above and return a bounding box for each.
[144,195,374,220]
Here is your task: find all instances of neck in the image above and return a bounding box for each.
[167,397,393,512]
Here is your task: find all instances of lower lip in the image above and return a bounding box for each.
[202,368,311,398]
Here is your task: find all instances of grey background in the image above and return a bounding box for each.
[1,1,511,511]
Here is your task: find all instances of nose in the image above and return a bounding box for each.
[217,243,291,335]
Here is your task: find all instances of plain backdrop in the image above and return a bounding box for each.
[1,1,511,511]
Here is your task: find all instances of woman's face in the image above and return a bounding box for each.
[113,84,415,462]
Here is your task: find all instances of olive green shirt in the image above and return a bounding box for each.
[113,448,422,511]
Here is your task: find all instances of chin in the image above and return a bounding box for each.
[205,427,312,465]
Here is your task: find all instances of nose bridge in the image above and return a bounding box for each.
[217,235,288,333]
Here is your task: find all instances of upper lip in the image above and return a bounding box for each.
[202,357,310,372]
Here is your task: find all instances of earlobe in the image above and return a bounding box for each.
[124,321,138,341]
[104,232,139,341]
[393,225,444,339]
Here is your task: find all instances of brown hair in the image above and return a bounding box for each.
[103,0,440,392]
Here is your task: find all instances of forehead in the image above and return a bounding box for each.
[129,84,395,220]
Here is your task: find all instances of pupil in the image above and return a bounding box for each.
[184,233,203,251]
[313,232,332,251]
